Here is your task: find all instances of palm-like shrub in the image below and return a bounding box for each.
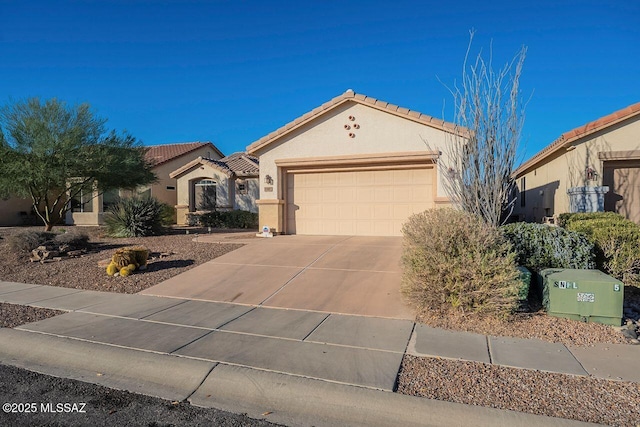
[402,208,521,317]
[104,196,172,237]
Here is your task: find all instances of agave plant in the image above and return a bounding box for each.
[104,196,172,237]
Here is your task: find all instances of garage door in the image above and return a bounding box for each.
[603,160,640,224]
[286,168,434,236]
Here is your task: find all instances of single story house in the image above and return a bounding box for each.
[0,196,38,226]
[513,102,640,223]
[66,141,224,226]
[246,89,458,236]
[171,152,260,225]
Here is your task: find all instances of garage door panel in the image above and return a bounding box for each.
[356,188,374,202]
[412,189,431,202]
[321,188,337,202]
[392,187,412,202]
[374,187,392,202]
[337,188,356,202]
[373,205,392,219]
[287,168,434,236]
[357,205,373,219]
[356,172,376,186]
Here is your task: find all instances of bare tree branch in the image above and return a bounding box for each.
[437,31,527,226]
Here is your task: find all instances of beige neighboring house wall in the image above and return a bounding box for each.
[513,102,640,223]
[0,197,37,226]
[171,153,260,225]
[246,90,457,236]
[65,142,224,226]
[145,143,223,208]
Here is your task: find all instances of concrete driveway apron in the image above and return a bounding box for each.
[140,235,413,319]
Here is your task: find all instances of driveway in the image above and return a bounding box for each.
[140,235,413,319]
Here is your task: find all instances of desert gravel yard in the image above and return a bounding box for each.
[2,226,640,426]
[0,226,244,294]
[398,355,640,426]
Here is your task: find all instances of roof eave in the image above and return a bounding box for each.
[246,91,463,155]
[513,105,640,177]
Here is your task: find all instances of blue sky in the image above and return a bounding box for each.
[1,0,638,161]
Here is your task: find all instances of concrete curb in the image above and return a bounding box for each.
[0,328,215,401]
[191,364,597,427]
[0,329,598,426]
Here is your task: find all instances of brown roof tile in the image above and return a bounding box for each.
[169,152,259,179]
[246,90,460,154]
[145,142,224,167]
[220,152,259,176]
[514,102,640,177]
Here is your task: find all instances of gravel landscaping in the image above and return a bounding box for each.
[398,355,640,426]
[0,226,244,294]
[416,307,636,347]
[0,303,63,328]
[2,225,640,426]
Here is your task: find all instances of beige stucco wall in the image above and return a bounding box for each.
[151,145,221,208]
[175,165,232,210]
[514,116,640,222]
[234,177,259,213]
[253,102,452,202]
[0,197,36,226]
[66,190,104,225]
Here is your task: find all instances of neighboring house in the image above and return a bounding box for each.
[0,196,38,226]
[246,89,457,236]
[513,102,640,223]
[171,152,259,225]
[66,141,224,226]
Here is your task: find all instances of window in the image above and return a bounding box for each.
[70,188,94,213]
[102,188,120,211]
[237,182,247,194]
[520,177,526,207]
[166,186,176,190]
[195,179,217,210]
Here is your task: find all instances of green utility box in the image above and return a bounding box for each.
[537,269,624,326]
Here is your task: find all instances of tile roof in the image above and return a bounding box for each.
[169,153,259,179]
[221,152,259,176]
[145,142,224,167]
[246,89,460,154]
[514,102,640,177]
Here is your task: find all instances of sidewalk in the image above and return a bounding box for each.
[0,280,635,425]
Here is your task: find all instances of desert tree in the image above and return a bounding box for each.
[0,98,156,231]
[437,31,527,226]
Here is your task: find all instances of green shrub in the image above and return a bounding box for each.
[104,196,172,237]
[401,208,521,317]
[557,211,625,228]
[564,213,640,283]
[198,210,258,229]
[6,231,56,252]
[500,222,595,272]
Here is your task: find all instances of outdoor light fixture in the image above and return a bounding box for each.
[264,175,273,185]
[585,167,598,181]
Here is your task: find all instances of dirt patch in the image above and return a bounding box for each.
[0,303,63,328]
[398,355,640,426]
[0,226,243,294]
